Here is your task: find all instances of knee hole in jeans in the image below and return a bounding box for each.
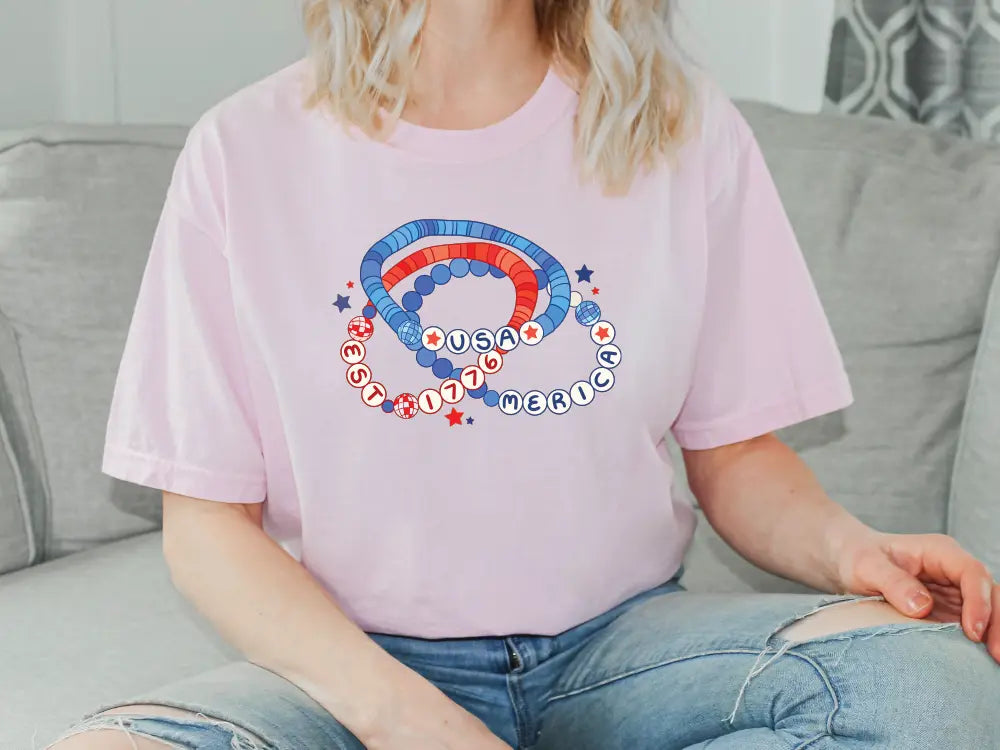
[777,599,927,643]
[47,704,268,750]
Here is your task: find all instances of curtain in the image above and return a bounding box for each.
[825,0,1000,142]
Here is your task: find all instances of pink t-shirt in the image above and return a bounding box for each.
[102,59,853,638]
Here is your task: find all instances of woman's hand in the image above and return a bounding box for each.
[834,529,999,661]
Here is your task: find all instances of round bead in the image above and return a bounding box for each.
[523,390,547,416]
[575,301,601,326]
[431,358,454,379]
[393,393,419,419]
[431,264,452,284]
[498,390,523,415]
[418,388,444,414]
[347,316,374,342]
[519,320,543,346]
[340,340,366,365]
[397,320,423,347]
[478,351,503,375]
[346,363,372,389]
[361,381,388,407]
[590,321,615,345]
[460,365,485,392]
[596,343,623,369]
[440,379,465,404]
[416,347,437,368]
[402,291,423,312]
[414,274,435,296]
[422,326,446,351]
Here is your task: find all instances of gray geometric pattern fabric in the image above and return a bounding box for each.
[825,0,1000,142]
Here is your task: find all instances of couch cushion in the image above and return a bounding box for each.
[0,531,237,749]
[683,102,1000,593]
[0,125,188,559]
[0,306,45,574]
[950,259,1000,576]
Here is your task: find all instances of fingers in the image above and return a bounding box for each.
[924,582,963,622]
[959,565,994,642]
[987,583,1000,664]
[858,549,933,618]
[891,534,992,641]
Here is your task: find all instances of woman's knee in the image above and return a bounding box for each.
[784,611,999,744]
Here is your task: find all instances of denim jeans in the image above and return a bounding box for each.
[51,578,999,749]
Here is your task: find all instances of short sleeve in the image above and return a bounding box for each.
[101,123,266,502]
[670,98,854,450]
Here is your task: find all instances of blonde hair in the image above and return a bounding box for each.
[302,1,695,193]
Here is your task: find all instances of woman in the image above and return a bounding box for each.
[50,1,998,749]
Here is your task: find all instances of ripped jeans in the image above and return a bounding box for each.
[50,578,999,750]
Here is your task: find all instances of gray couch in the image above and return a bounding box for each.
[2,103,999,750]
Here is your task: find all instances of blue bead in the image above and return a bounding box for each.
[470,260,489,277]
[431,264,452,284]
[360,259,381,279]
[540,256,561,272]
[432,358,453,379]
[397,320,423,346]
[450,367,463,380]
[535,313,555,336]
[416,347,437,368]
[534,269,549,289]
[363,305,377,320]
[484,390,500,407]
[414,274,435,296]
[450,258,470,278]
[489,265,506,279]
[469,384,488,399]
[402,291,423,312]
[381,400,394,413]
[406,311,420,322]
[576,301,602,326]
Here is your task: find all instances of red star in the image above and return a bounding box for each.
[445,407,464,426]
[595,325,611,341]
[425,330,442,347]
[346,281,355,289]
[591,287,600,295]
[523,325,539,341]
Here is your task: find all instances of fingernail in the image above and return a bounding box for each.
[907,591,931,614]
[974,621,986,640]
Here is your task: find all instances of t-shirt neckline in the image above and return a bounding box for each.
[378,66,577,164]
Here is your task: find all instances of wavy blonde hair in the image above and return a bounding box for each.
[302,1,695,193]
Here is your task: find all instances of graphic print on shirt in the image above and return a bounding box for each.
[335,219,621,425]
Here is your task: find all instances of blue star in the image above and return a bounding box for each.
[466,417,475,425]
[333,294,351,313]
[575,264,594,283]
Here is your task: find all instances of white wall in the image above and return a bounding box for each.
[1,0,62,125]
[0,0,835,128]
[675,0,836,113]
